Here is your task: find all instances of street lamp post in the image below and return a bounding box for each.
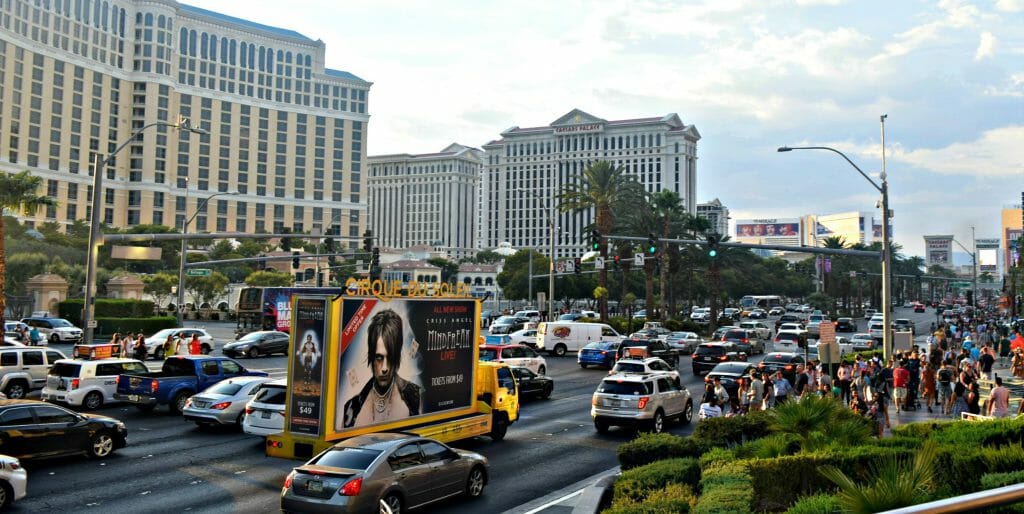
[176,183,240,327]
[82,119,208,344]
[778,115,894,360]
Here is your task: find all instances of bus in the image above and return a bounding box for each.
[235,286,342,336]
[739,295,784,311]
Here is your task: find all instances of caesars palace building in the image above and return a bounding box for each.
[0,0,370,244]
[480,109,700,260]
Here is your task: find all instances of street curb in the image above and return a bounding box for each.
[500,466,619,514]
[571,472,618,514]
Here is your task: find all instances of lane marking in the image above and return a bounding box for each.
[519,489,584,514]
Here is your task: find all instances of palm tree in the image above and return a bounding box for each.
[820,441,939,513]
[649,191,686,320]
[558,161,641,321]
[0,171,57,330]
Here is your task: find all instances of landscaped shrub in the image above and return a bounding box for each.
[980,469,1024,489]
[59,298,156,326]
[736,433,800,460]
[934,443,1024,495]
[617,432,705,470]
[604,483,695,514]
[692,409,773,447]
[890,420,951,439]
[927,417,1024,447]
[783,493,843,514]
[95,316,177,337]
[613,458,701,501]
[663,319,703,333]
[694,461,753,514]
[698,447,735,469]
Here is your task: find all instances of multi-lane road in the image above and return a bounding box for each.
[11,307,936,513]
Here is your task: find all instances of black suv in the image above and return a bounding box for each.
[691,342,746,376]
[757,352,806,383]
[835,318,858,332]
[774,314,805,331]
[619,339,679,368]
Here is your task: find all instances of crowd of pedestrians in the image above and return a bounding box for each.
[698,310,1024,436]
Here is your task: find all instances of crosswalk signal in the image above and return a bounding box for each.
[292,251,300,269]
[590,229,602,251]
[370,247,381,280]
[574,257,582,275]
[707,234,719,258]
[362,230,373,253]
[280,227,292,251]
[647,234,658,254]
[613,254,621,270]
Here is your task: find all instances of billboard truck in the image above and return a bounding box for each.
[266,279,520,460]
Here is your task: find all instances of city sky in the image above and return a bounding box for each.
[198,0,1024,259]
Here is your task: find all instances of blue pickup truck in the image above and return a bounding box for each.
[114,356,268,413]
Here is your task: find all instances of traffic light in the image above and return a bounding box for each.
[707,234,719,258]
[590,229,601,251]
[362,230,373,253]
[613,254,621,270]
[574,257,582,275]
[647,234,658,254]
[324,237,335,253]
[280,227,292,251]
[370,247,380,280]
[292,251,300,269]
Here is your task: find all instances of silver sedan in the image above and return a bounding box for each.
[281,433,489,514]
[182,376,271,427]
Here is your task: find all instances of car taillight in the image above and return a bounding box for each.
[339,477,363,496]
[151,380,159,393]
[245,407,254,415]
[115,376,120,385]
[691,353,697,359]
[211,401,231,410]
[784,365,793,370]
[7,460,20,470]
[637,396,650,409]
[283,471,295,489]
[742,338,749,344]
[719,355,728,361]
[592,396,598,406]
[185,398,193,408]
[600,351,607,355]
[70,378,80,390]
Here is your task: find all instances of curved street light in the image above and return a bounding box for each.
[777,116,893,360]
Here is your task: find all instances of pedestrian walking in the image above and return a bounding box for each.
[748,373,764,412]
[133,334,148,361]
[1012,348,1024,379]
[772,371,792,405]
[949,373,970,419]
[29,326,42,346]
[837,362,852,404]
[921,361,937,413]
[937,360,954,414]
[162,334,175,360]
[188,334,201,355]
[988,376,1011,418]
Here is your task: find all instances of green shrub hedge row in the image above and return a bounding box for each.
[59,298,156,326]
[613,458,701,502]
[604,483,695,514]
[693,460,753,514]
[691,409,773,447]
[783,493,843,514]
[616,433,706,470]
[94,316,177,337]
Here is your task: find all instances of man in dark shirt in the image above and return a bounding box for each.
[792,365,809,399]
[979,346,996,381]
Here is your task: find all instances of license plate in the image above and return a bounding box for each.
[307,480,323,492]
[129,395,140,402]
[261,411,271,419]
[608,399,621,407]
[194,402,207,409]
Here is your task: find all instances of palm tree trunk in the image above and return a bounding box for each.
[644,260,655,318]
[619,262,631,316]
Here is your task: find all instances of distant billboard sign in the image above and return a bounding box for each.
[978,248,998,272]
[1007,229,1023,267]
[924,236,953,267]
[735,218,800,238]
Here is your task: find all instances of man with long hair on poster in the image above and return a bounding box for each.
[343,309,422,428]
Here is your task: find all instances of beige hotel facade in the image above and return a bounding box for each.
[0,0,370,244]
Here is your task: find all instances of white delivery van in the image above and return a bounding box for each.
[536,322,625,357]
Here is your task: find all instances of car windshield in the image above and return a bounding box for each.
[776,333,799,341]
[312,447,383,470]
[597,381,653,395]
[254,384,287,405]
[763,354,796,364]
[48,362,81,377]
[723,330,746,339]
[50,319,74,328]
[614,362,646,373]
[479,349,498,361]
[493,317,516,325]
[695,346,725,356]
[239,332,266,342]
[150,329,176,339]
[583,342,617,350]
[205,381,245,396]
[711,363,749,374]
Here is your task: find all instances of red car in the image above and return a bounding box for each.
[913,303,926,313]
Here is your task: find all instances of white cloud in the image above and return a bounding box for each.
[995,0,1023,12]
[983,73,1024,97]
[974,31,997,60]
[870,0,980,63]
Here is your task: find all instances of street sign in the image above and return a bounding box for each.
[555,261,566,273]
[594,257,605,270]
[87,320,98,328]
[818,321,835,344]
[566,260,575,273]
[186,268,212,277]
[849,271,857,278]
[634,253,644,266]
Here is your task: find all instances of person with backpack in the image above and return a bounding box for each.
[949,372,970,419]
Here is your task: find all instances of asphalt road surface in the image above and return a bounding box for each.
[13,307,934,513]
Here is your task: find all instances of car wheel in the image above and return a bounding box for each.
[579,363,587,369]
[201,344,212,355]
[465,466,486,498]
[3,381,27,400]
[50,334,60,344]
[594,419,609,433]
[538,365,546,375]
[84,391,104,410]
[89,431,115,458]
[173,392,190,414]
[383,493,403,514]
[648,410,665,433]
[154,348,165,360]
[490,413,508,441]
[247,347,260,358]
[553,344,566,357]
[541,384,552,400]
[682,401,693,424]
[0,480,11,508]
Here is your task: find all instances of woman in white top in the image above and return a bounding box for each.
[176,335,189,356]
[699,397,723,420]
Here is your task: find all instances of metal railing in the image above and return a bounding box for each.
[880,483,1024,513]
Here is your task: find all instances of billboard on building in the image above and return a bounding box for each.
[976,239,1000,273]
[1007,229,1023,268]
[735,218,801,238]
[924,236,954,267]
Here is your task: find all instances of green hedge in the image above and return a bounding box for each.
[692,409,773,447]
[95,316,177,337]
[783,494,844,514]
[933,443,1024,495]
[617,433,705,470]
[604,483,695,514]
[698,447,735,469]
[747,446,915,512]
[613,458,701,502]
[981,469,1024,489]
[59,298,156,326]
[694,461,753,514]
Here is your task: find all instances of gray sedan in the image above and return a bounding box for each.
[281,433,489,514]
[183,376,271,427]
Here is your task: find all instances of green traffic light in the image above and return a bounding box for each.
[648,246,656,254]
[709,249,717,258]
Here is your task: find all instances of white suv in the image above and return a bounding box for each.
[42,358,149,409]
[690,308,710,323]
[243,379,287,437]
[591,372,693,433]
[20,317,82,344]
[0,454,27,508]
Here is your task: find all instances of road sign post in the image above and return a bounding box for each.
[634,253,644,266]
[186,268,212,277]
[594,257,605,270]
